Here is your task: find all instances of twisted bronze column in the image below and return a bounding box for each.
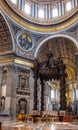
[32,59,39,111]
[58,57,67,110]
[40,78,45,111]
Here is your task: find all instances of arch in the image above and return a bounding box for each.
[0,10,15,51]
[34,34,78,58]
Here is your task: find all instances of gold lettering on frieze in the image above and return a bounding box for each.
[14,59,34,67]
[0,58,14,63]
[56,27,60,31]
[66,23,70,26]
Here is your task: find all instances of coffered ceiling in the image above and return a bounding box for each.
[1,0,78,33]
[0,13,13,55]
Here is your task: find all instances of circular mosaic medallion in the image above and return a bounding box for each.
[17,32,34,51]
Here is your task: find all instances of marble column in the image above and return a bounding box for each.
[18,0,21,10]
[34,2,37,17]
[0,67,2,97]
[21,0,24,11]
[73,87,76,101]
[71,0,75,8]
[48,4,51,18]
[40,78,45,111]
[48,85,51,111]
[37,78,41,111]
[32,68,38,111]
[45,4,47,19]
[59,0,62,16]
[10,66,18,119]
[5,65,18,118]
[74,0,78,6]
[61,1,64,15]
[32,1,35,17]
[29,72,34,113]
[76,53,78,88]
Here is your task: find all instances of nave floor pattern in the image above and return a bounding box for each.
[1,119,78,130]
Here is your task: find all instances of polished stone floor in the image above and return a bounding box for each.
[1,119,78,130]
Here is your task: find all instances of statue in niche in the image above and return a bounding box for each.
[18,99,27,114]
[19,76,27,89]
[19,71,28,89]
[0,97,5,109]
[19,76,26,88]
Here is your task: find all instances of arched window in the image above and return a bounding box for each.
[52,8,58,17]
[24,3,31,15]
[38,8,44,18]
[66,1,72,11]
[10,0,17,4]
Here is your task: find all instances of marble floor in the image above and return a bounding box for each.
[1,120,78,130]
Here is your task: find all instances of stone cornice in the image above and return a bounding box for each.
[0,53,34,68]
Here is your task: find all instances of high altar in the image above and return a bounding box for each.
[31,48,67,122]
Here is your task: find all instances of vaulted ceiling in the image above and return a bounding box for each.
[0,13,13,55]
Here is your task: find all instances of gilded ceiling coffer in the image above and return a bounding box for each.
[32,51,67,111]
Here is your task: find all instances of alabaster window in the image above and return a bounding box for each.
[66,1,72,11]
[10,0,17,4]
[52,8,58,17]
[38,8,44,18]
[51,90,55,99]
[24,2,31,15]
